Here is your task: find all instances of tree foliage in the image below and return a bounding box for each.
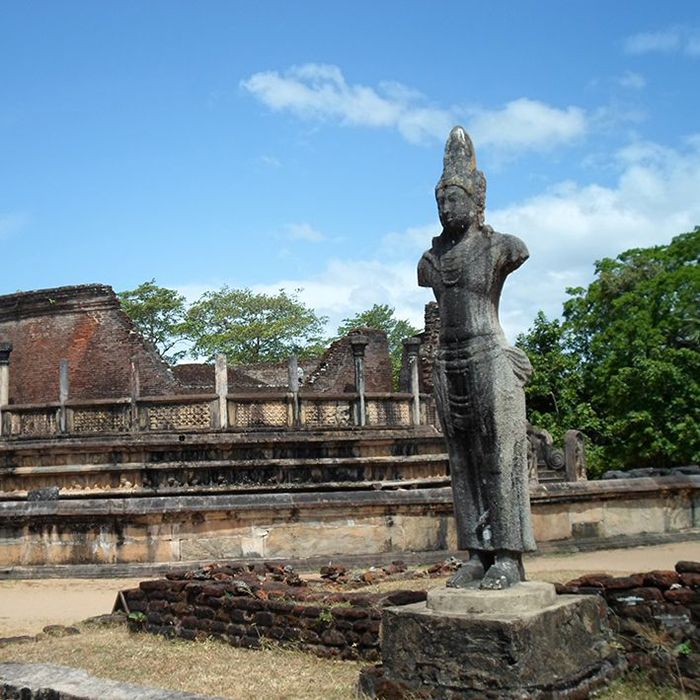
[183,287,328,364]
[336,303,419,388]
[118,280,187,364]
[517,228,700,475]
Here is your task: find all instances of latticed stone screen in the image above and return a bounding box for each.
[147,402,211,430]
[303,400,352,428]
[423,399,440,431]
[232,400,288,428]
[366,399,410,426]
[12,409,57,436]
[72,407,129,433]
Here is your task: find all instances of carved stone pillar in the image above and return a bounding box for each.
[287,355,300,428]
[0,343,11,407]
[0,343,12,437]
[350,335,369,427]
[59,359,69,433]
[403,336,422,426]
[215,354,228,430]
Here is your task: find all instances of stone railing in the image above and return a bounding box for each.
[0,391,437,439]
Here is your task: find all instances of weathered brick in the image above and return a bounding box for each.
[321,629,346,646]
[359,631,380,648]
[680,573,700,588]
[140,580,169,592]
[643,571,680,588]
[331,607,369,621]
[229,597,263,612]
[255,612,274,627]
[676,561,700,574]
[664,588,699,605]
[353,619,380,634]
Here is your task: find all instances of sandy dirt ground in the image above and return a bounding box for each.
[1,541,698,638]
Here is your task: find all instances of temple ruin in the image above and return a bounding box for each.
[0,284,697,570]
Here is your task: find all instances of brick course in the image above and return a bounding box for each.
[121,561,426,662]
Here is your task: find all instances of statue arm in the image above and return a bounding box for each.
[500,233,529,273]
[418,251,437,288]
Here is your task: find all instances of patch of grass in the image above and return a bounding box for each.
[0,626,366,700]
[0,624,689,700]
[596,670,688,699]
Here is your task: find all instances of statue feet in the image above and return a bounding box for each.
[479,552,524,590]
[446,554,489,588]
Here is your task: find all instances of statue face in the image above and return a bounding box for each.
[437,185,471,233]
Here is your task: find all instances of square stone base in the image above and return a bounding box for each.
[359,582,624,699]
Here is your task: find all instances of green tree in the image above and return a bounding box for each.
[336,304,419,388]
[516,312,604,474]
[518,228,699,475]
[118,280,187,364]
[562,228,699,471]
[183,287,328,364]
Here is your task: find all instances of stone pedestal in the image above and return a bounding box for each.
[359,582,624,699]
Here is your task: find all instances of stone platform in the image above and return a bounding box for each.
[0,662,224,699]
[359,581,625,699]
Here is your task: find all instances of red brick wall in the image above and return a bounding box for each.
[174,330,393,395]
[0,284,177,404]
[305,328,392,393]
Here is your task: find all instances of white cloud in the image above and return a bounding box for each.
[468,99,587,152]
[616,71,646,89]
[242,64,588,152]
[252,257,433,334]
[241,63,452,144]
[285,222,326,242]
[248,135,700,343]
[624,27,700,56]
[0,212,28,240]
[489,135,700,331]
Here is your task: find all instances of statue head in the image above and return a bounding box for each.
[435,126,486,232]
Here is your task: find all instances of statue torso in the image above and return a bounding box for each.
[419,226,526,345]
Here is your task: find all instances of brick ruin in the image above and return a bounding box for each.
[117,558,700,693]
[174,328,392,395]
[0,284,394,405]
[0,284,178,404]
[0,284,697,570]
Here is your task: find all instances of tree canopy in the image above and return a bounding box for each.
[118,279,187,364]
[183,287,327,364]
[336,303,419,388]
[517,228,700,475]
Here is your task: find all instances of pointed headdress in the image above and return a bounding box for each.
[436,126,486,224]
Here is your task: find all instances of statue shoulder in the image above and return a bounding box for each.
[418,242,440,287]
[491,230,529,271]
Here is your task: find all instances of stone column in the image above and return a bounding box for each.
[59,359,69,433]
[350,335,368,427]
[403,337,422,426]
[0,343,12,437]
[565,430,588,482]
[215,354,228,430]
[287,355,300,428]
[129,358,140,432]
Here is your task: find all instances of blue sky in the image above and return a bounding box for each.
[2,1,699,342]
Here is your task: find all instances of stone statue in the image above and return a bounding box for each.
[418,126,536,589]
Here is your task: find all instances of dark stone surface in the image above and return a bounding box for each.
[0,662,225,699]
[26,486,60,502]
[360,594,624,698]
[417,126,535,588]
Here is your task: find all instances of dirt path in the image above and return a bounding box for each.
[1,541,698,637]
